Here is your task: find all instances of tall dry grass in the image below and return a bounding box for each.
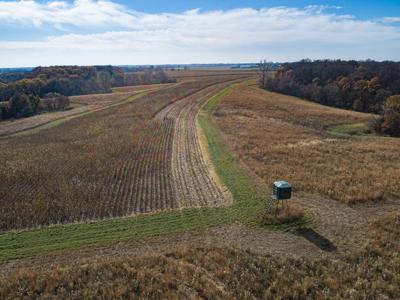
[213,84,400,204]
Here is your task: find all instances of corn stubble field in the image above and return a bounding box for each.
[0,74,248,231]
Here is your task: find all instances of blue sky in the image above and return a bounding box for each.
[0,0,399,67]
[124,0,400,18]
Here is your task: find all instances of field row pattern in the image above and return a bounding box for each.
[0,75,249,231]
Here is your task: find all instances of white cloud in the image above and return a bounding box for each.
[383,17,400,23]
[0,0,136,28]
[0,1,399,66]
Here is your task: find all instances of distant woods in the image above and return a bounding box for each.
[0,66,175,121]
[261,60,400,136]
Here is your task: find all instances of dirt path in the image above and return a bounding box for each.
[293,192,400,254]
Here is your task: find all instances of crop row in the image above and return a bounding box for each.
[0,75,251,231]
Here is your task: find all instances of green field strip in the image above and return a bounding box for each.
[0,208,232,260]
[327,122,373,137]
[69,101,87,109]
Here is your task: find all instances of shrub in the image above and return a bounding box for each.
[0,101,8,120]
[369,116,384,133]
[381,95,400,137]
[261,203,305,225]
[8,92,33,118]
[42,93,70,111]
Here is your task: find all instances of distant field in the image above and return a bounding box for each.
[0,105,91,137]
[0,84,165,137]
[212,81,400,204]
[166,69,257,80]
[111,83,174,93]
[0,74,249,231]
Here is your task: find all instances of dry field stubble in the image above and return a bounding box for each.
[0,75,247,231]
[213,83,400,204]
[1,213,399,299]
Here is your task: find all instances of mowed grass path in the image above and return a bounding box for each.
[0,84,277,261]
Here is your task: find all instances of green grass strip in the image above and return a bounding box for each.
[198,113,264,225]
[327,122,373,137]
[202,86,232,111]
[0,208,232,261]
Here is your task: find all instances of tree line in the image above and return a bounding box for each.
[261,59,400,136]
[0,66,175,121]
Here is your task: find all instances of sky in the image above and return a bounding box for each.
[0,0,399,67]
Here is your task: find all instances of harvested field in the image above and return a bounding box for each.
[0,84,165,137]
[0,75,248,231]
[212,82,400,204]
[0,75,399,277]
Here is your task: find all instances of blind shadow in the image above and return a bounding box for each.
[295,228,337,252]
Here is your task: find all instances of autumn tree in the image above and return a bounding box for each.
[8,92,33,118]
[42,93,70,111]
[263,60,400,114]
[381,95,400,137]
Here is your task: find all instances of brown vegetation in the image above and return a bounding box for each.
[1,213,399,299]
[261,203,305,225]
[212,82,400,204]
